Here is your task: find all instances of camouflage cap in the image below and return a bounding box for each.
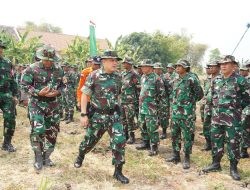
[92,56,102,65]
[167,63,175,69]
[36,45,59,62]
[240,65,249,71]
[140,59,154,67]
[122,56,134,65]
[153,62,163,69]
[85,57,93,63]
[100,50,122,61]
[245,60,250,67]
[218,55,238,65]
[61,62,70,67]
[207,60,220,66]
[0,40,6,49]
[175,59,190,68]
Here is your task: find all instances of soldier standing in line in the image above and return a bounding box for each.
[153,62,170,139]
[166,59,203,169]
[120,57,140,144]
[74,50,129,184]
[239,63,250,158]
[136,59,166,156]
[62,63,77,124]
[201,61,220,151]
[202,55,250,180]
[21,45,64,171]
[0,40,18,152]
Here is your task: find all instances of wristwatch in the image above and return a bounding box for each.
[80,113,88,117]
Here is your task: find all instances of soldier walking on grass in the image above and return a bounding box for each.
[21,45,64,171]
[0,40,18,152]
[202,55,250,180]
[74,50,129,184]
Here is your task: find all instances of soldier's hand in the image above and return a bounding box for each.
[38,86,50,96]
[45,90,60,97]
[80,116,89,128]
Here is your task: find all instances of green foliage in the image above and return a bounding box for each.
[208,48,221,63]
[0,31,43,64]
[23,21,62,33]
[61,36,89,69]
[38,177,51,190]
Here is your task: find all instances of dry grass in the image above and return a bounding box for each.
[0,104,249,190]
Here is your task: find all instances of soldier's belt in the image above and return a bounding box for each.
[94,107,116,115]
[32,96,56,102]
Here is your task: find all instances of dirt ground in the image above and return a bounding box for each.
[0,105,249,190]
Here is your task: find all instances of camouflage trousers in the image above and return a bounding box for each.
[121,103,137,133]
[203,113,211,140]
[28,98,60,152]
[0,93,16,137]
[241,115,250,148]
[64,88,76,116]
[211,124,241,161]
[138,114,159,145]
[78,112,126,165]
[171,118,194,154]
[158,108,170,130]
[200,103,205,123]
[58,94,65,116]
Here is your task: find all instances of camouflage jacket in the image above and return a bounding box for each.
[82,68,121,110]
[21,61,64,97]
[139,72,166,115]
[62,71,77,90]
[211,72,250,126]
[159,73,171,107]
[0,56,18,96]
[120,69,140,104]
[171,72,204,119]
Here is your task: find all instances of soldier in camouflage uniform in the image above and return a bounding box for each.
[166,59,203,169]
[239,63,250,158]
[120,57,140,144]
[154,62,170,139]
[62,62,77,124]
[21,45,64,171]
[136,59,167,156]
[203,55,250,180]
[201,61,220,151]
[0,40,18,152]
[74,50,129,184]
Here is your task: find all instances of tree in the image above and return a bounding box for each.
[208,48,221,63]
[22,21,62,33]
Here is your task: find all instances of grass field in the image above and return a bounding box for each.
[0,104,249,190]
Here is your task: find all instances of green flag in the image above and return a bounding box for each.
[89,21,97,56]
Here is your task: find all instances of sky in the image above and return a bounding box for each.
[1,0,250,63]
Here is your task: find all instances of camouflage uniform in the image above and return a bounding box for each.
[137,59,167,156]
[120,57,140,144]
[0,41,18,152]
[21,45,64,170]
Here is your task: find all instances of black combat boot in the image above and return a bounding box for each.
[183,153,190,169]
[61,113,68,121]
[74,154,85,168]
[126,132,135,144]
[136,140,150,150]
[160,128,167,139]
[43,149,55,167]
[34,150,43,170]
[148,144,159,156]
[202,156,221,172]
[230,160,241,181]
[166,150,181,164]
[202,138,212,151]
[1,136,16,152]
[65,114,74,124]
[240,147,249,158]
[113,164,129,184]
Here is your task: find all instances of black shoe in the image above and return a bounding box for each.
[136,140,150,150]
[202,156,221,173]
[43,149,55,167]
[126,132,135,144]
[230,160,241,181]
[160,133,167,140]
[183,154,190,169]
[74,155,85,168]
[1,136,16,152]
[240,148,249,158]
[34,151,43,171]
[202,138,212,151]
[166,151,181,164]
[113,164,129,184]
[148,145,159,156]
